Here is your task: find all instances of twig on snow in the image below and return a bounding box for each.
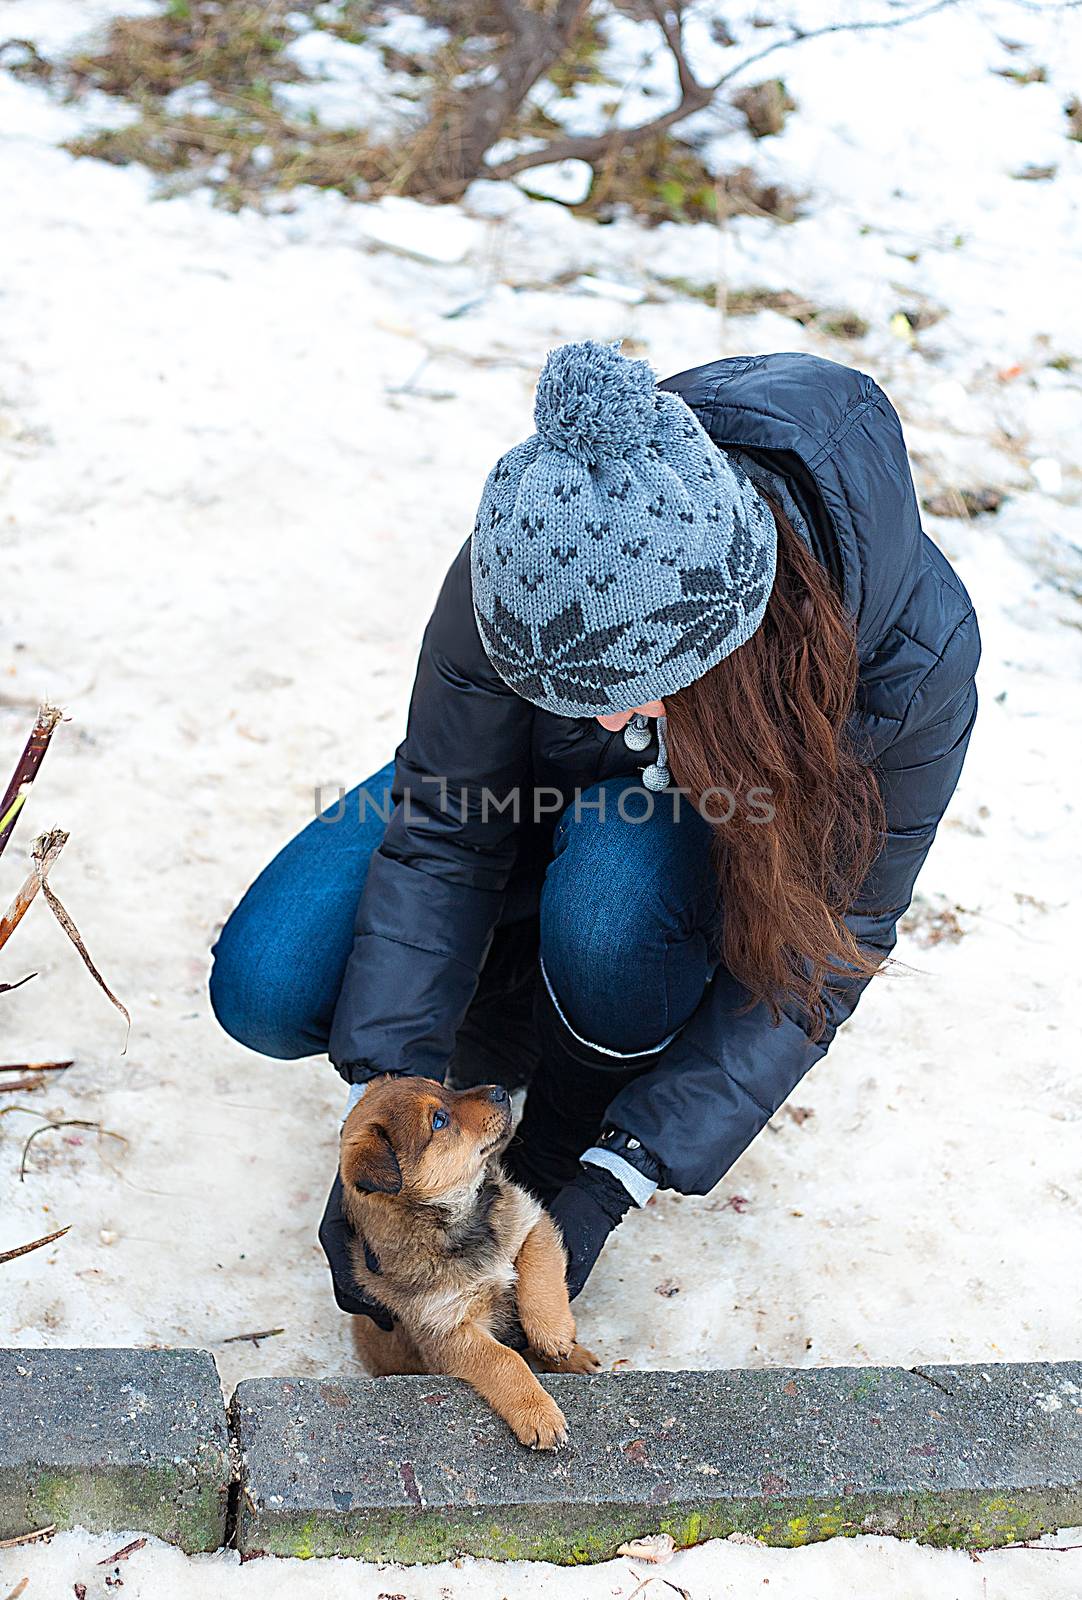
[0,1062,73,1094]
[0,703,62,861]
[0,1225,70,1265]
[221,1327,285,1347]
[98,1536,147,1565]
[0,1525,56,1549]
[4,1575,30,1600]
[0,1060,73,1073]
[0,828,67,955]
[626,1574,691,1600]
[0,973,36,996]
[20,1119,128,1182]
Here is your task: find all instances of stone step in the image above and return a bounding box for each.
[0,1347,231,1554]
[229,1361,1082,1562]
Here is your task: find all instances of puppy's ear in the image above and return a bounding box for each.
[344,1121,402,1195]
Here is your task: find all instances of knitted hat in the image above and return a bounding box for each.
[470,340,777,719]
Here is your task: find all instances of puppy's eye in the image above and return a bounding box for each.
[432,1109,449,1131]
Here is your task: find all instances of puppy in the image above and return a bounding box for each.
[339,1074,599,1448]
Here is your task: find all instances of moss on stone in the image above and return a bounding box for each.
[28,1465,226,1553]
[239,1486,1068,1563]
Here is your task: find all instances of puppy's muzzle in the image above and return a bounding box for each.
[477,1084,513,1153]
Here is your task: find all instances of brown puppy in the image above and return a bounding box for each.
[339,1075,599,1448]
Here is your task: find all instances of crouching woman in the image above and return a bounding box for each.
[210,341,980,1323]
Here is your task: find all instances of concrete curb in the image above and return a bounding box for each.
[3,1352,1080,1561]
[0,1349,231,1554]
[231,1362,1082,1561]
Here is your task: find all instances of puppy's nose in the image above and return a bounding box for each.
[486,1084,510,1104]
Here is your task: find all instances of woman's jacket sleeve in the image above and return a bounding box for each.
[329,543,533,1082]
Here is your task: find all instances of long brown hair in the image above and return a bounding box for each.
[666,503,886,1039]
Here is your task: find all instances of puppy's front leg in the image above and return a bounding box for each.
[430,1322,567,1449]
[515,1212,600,1374]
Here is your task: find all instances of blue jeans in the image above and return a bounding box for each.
[210,766,719,1070]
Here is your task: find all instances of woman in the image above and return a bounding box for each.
[210,341,980,1323]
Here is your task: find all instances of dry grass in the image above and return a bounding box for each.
[655,280,869,341]
[67,0,302,98]
[68,109,390,206]
[1067,96,1082,142]
[922,485,1006,519]
[993,62,1047,85]
[728,287,867,336]
[46,0,808,222]
[577,136,804,227]
[901,897,967,948]
[732,77,796,139]
[56,1,418,205]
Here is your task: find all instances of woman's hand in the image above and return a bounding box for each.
[318,1173,395,1329]
[547,1164,633,1300]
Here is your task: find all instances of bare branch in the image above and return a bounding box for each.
[486,82,712,179]
[714,0,963,91]
[492,0,533,38]
[643,0,702,101]
[487,0,961,185]
[551,0,591,43]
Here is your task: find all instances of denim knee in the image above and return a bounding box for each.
[209,903,326,1060]
[209,764,395,1062]
[540,780,717,1056]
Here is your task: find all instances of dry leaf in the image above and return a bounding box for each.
[617,1532,676,1564]
[34,835,131,1043]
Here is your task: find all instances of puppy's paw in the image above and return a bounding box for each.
[508,1389,568,1450]
[519,1304,577,1364]
[535,1340,601,1375]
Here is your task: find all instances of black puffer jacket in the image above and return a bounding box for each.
[330,353,980,1195]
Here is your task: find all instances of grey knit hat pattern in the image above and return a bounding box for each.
[470,340,777,719]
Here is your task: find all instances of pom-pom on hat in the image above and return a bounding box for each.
[471,340,777,718]
[533,340,657,462]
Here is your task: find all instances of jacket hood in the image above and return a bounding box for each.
[660,353,926,661]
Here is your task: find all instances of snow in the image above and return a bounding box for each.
[275,8,447,134]
[351,194,488,262]
[277,29,410,134]
[4,1524,1082,1600]
[1,0,1081,1591]
[514,157,595,205]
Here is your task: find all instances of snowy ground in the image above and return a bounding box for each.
[4,1524,1082,1600]
[1,0,1081,1592]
